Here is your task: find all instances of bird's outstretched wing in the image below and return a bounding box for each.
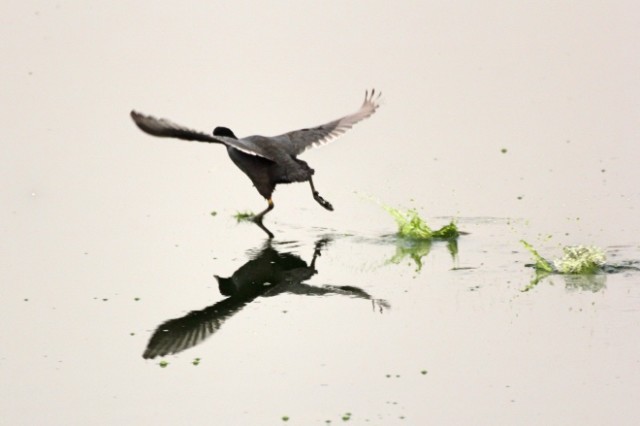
[130,110,222,143]
[142,297,248,359]
[130,111,277,161]
[274,89,382,155]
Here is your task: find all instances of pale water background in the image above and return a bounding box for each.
[2,2,640,425]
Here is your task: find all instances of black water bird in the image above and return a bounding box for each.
[142,239,389,359]
[131,90,381,237]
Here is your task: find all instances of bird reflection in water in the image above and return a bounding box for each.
[143,238,389,359]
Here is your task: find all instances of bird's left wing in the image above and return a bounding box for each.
[131,110,224,143]
[274,89,381,155]
[130,111,277,161]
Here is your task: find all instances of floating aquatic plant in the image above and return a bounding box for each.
[521,241,606,274]
[520,240,607,292]
[233,211,254,222]
[383,206,459,240]
[380,205,459,272]
[520,240,553,273]
[553,245,606,274]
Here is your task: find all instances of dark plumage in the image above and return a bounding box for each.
[130,89,381,236]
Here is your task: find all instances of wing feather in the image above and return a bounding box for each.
[275,89,382,155]
[130,111,276,161]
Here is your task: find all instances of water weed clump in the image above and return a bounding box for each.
[521,240,607,292]
[520,240,554,272]
[521,240,606,274]
[553,245,606,274]
[380,204,459,273]
[383,205,459,240]
[233,211,255,222]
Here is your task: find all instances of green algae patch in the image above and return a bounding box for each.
[521,241,606,274]
[521,241,608,292]
[233,211,254,222]
[383,206,459,272]
[553,245,606,274]
[520,240,553,273]
[384,206,459,240]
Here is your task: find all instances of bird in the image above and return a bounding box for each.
[130,89,381,237]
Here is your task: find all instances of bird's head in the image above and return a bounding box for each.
[213,126,237,139]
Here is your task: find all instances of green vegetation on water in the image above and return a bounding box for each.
[554,245,606,274]
[520,240,553,273]
[384,206,459,240]
[380,204,460,272]
[521,240,606,274]
[233,211,255,222]
[521,240,607,292]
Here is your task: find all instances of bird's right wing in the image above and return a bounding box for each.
[274,89,382,155]
[130,111,277,161]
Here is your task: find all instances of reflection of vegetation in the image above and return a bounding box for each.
[388,238,432,272]
[233,210,255,222]
[563,274,607,292]
[521,269,552,292]
[387,233,459,272]
[521,241,608,292]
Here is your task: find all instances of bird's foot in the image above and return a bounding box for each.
[313,191,334,211]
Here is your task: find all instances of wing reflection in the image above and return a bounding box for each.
[143,238,388,359]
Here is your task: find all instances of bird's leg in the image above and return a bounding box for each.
[309,178,334,211]
[252,198,275,238]
[310,238,331,269]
